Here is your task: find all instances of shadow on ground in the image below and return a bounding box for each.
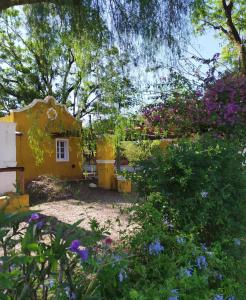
[26,175,136,205]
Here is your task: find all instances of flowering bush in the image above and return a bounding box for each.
[141,74,246,139]
[0,211,115,299]
[203,74,246,132]
[0,200,245,299]
[132,135,246,244]
[142,98,203,138]
[114,193,246,299]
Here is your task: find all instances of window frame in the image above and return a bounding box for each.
[56,138,69,162]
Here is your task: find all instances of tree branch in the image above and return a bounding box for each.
[222,0,242,45]
[203,20,228,35]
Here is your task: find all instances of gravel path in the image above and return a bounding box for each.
[31,195,132,240]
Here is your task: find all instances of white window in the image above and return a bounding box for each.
[56,139,69,161]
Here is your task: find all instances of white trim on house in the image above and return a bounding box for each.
[56,138,69,162]
[10,96,71,115]
[96,160,115,164]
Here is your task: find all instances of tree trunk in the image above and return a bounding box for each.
[222,0,246,74]
[238,44,246,75]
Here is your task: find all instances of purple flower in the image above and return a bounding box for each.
[104,237,113,246]
[69,240,81,252]
[195,90,202,97]
[214,295,223,300]
[212,53,220,60]
[118,269,127,282]
[148,240,164,255]
[196,255,207,269]
[29,213,41,222]
[36,221,44,229]
[78,249,89,261]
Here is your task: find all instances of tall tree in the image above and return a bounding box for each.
[0,6,135,118]
[192,0,246,73]
[0,1,192,58]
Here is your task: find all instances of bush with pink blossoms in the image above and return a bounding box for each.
[203,74,246,134]
[142,98,203,138]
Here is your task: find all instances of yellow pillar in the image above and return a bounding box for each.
[96,136,115,190]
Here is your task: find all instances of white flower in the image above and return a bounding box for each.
[47,107,58,120]
[201,191,208,198]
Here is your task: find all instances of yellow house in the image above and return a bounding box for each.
[0,96,82,182]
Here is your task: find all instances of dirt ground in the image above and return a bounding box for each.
[30,180,135,240]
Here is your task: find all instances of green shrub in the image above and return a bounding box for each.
[0,210,110,300]
[121,140,161,164]
[103,193,245,300]
[0,198,245,299]
[132,136,246,244]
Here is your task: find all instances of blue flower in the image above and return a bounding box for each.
[118,269,127,282]
[69,240,80,252]
[214,295,223,300]
[228,296,236,300]
[176,237,185,244]
[233,238,241,246]
[201,243,207,251]
[48,280,55,288]
[215,273,223,281]
[196,255,207,269]
[64,287,76,300]
[183,268,193,277]
[148,240,164,255]
[201,191,208,198]
[168,289,179,300]
[163,220,174,229]
[111,254,122,266]
[78,249,89,261]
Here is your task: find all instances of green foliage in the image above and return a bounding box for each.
[0,7,136,118]
[132,136,246,243]
[1,185,245,299]
[192,0,246,70]
[28,125,53,166]
[0,210,110,299]
[0,0,192,58]
[121,140,160,164]
[113,193,246,300]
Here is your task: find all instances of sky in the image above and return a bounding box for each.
[128,29,223,110]
[191,30,222,59]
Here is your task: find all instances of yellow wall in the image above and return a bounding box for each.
[0,194,29,212]
[0,97,82,182]
[0,113,14,123]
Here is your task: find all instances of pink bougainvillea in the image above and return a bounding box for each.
[142,74,246,137]
[203,74,246,128]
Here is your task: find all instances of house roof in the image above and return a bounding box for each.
[10,96,70,114]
